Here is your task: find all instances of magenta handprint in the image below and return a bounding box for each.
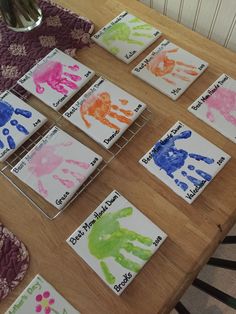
[205,87,236,126]
[28,142,89,198]
[32,61,82,95]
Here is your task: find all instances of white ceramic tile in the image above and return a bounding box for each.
[17,48,95,111]
[132,39,208,100]
[139,121,230,203]
[63,77,147,149]
[67,190,167,295]
[0,91,47,162]
[11,126,102,210]
[5,274,80,314]
[92,11,162,64]
[188,74,236,143]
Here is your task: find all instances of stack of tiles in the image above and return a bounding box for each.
[67,190,167,295]
[0,90,47,162]
[92,11,162,64]
[188,73,236,143]
[63,77,147,149]
[139,121,230,203]
[5,275,80,314]
[17,48,95,111]
[132,39,208,100]
[11,126,103,210]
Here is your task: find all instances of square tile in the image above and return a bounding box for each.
[11,126,102,209]
[188,73,236,143]
[92,11,162,64]
[67,190,167,295]
[139,121,230,203]
[132,39,208,100]
[63,77,147,149]
[5,274,80,314]
[17,48,95,111]
[0,90,47,162]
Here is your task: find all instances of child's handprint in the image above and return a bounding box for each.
[88,207,153,284]
[0,99,32,150]
[205,86,236,126]
[102,18,153,55]
[80,92,133,130]
[33,61,82,95]
[147,48,198,85]
[152,130,214,191]
[28,142,89,198]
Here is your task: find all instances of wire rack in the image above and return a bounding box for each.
[0,77,151,220]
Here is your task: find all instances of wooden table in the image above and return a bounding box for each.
[1,0,236,313]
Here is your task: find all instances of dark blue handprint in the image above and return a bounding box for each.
[0,100,32,150]
[151,130,214,191]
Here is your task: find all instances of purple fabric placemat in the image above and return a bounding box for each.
[0,223,30,301]
[0,0,94,94]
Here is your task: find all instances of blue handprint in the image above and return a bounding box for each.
[0,99,32,150]
[152,130,214,191]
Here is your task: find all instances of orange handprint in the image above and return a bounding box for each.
[147,48,198,85]
[80,92,133,130]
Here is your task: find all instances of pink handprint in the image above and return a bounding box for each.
[147,48,198,85]
[28,142,90,198]
[33,61,82,95]
[205,86,236,126]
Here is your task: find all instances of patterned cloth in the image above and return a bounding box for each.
[0,0,94,94]
[0,223,30,301]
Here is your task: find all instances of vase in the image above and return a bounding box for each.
[0,0,42,32]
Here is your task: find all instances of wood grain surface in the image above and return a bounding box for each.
[0,0,236,313]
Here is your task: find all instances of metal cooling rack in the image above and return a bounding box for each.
[0,79,151,220]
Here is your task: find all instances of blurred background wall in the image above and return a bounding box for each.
[139,0,236,52]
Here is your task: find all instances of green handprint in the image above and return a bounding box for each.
[88,207,153,284]
[102,18,153,55]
